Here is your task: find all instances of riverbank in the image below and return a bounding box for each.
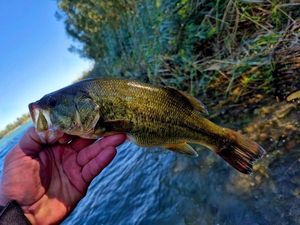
[55,0,300,182]
[0,114,30,139]
[217,98,299,190]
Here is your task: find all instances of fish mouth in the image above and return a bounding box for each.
[28,103,52,132]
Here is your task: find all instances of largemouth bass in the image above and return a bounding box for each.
[29,78,265,174]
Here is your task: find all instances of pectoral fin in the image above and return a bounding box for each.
[94,126,106,136]
[103,120,133,132]
[164,143,198,157]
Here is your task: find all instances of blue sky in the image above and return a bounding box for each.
[0,0,91,130]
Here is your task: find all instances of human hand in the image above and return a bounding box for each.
[0,127,126,225]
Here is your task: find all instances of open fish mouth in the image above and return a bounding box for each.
[28,103,52,132]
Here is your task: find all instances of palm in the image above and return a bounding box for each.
[0,127,125,225]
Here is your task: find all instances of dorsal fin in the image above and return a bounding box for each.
[178,90,208,115]
[164,87,208,115]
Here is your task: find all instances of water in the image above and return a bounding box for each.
[0,122,33,174]
[0,123,299,225]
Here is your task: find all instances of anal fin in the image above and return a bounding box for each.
[164,143,198,157]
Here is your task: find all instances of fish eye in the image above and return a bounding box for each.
[47,96,57,107]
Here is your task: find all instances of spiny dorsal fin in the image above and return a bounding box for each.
[164,143,198,157]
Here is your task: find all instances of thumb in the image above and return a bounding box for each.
[19,127,63,156]
[19,127,43,155]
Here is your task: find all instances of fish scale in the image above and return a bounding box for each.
[85,79,204,144]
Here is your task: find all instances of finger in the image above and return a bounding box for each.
[77,134,126,166]
[57,134,73,144]
[71,138,96,152]
[19,127,43,155]
[96,134,127,149]
[19,127,66,155]
[81,146,116,184]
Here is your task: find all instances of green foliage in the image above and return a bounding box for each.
[57,0,300,108]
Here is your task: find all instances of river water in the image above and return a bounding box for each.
[0,122,299,225]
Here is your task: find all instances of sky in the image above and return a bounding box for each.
[0,0,92,130]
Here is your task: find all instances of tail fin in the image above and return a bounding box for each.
[215,130,265,174]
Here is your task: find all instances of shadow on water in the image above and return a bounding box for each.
[0,102,299,225]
